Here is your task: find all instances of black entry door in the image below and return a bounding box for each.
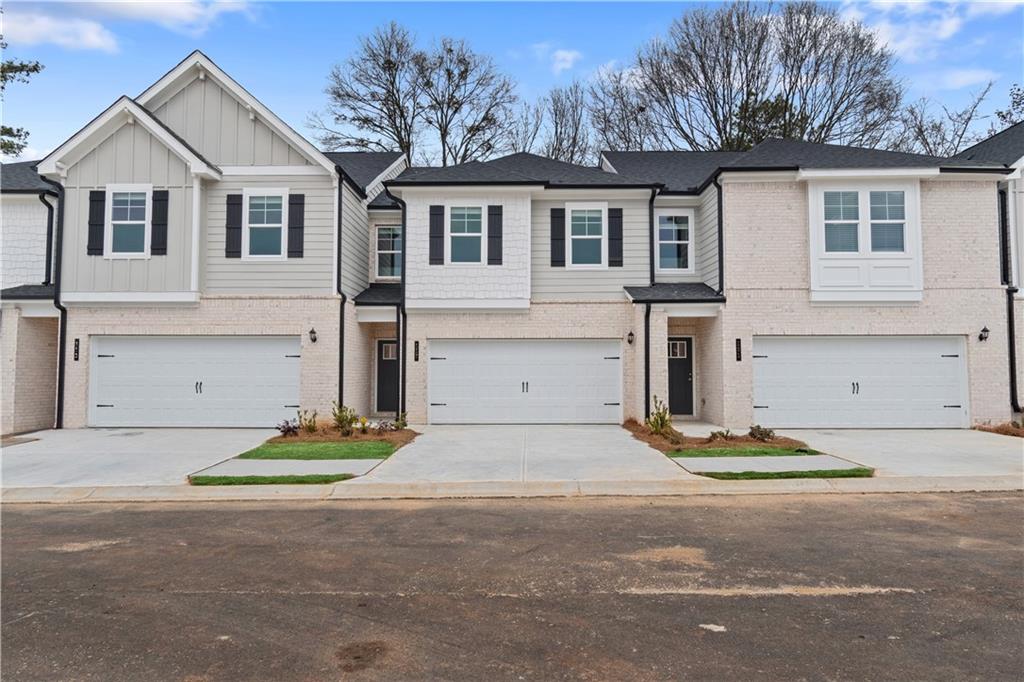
[668,338,693,415]
[376,340,398,413]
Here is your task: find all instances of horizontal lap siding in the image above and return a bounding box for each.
[205,175,334,293]
[697,185,719,290]
[63,123,192,293]
[340,184,369,296]
[531,198,648,301]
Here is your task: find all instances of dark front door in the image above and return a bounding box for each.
[668,338,694,415]
[376,340,398,413]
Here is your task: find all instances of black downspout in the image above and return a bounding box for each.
[713,176,724,294]
[999,188,1022,413]
[38,193,55,285]
[1007,288,1022,414]
[335,167,347,407]
[39,177,66,429]
[385,187,408,418]
[648,187,657,286]
[644,303,651,419]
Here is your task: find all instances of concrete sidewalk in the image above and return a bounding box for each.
[191,458,384,478]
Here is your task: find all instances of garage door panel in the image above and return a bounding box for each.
[90,336,300,427]
[753,336,967,428]
[429,339,621,424]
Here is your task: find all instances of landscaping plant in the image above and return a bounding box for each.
[708,429,734,441]
[297,409,319,434]
[331,401,357,436]
[359,416,369,434]
[646,396,683,444]
[375,419,395,433]
[748,424,775,442]
[276,419,299,437]
[395,411,408,430]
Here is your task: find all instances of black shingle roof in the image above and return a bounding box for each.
[623,282,725,303]
[323,151,404,191]
[367,191,401,210]
[353,283,401,306]
[725,137,1001,171]
[954,122,1024,166]
[1,284,54,300]
[602,151,745,193]
[1,161,50,193]
[388,152,656,187]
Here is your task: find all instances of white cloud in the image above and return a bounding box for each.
[550,49,583,75]
[937,67,1000,90]
[1,145,50,164]
[5,7,119,53]
[83,1,253,37]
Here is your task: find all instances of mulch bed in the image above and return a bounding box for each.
[975,422,1024,438]
[268,428,418,448]
[623,419,808,453]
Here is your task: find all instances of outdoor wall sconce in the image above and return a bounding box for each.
[309,328,318,344]
[627,331,635,345]
[979,326,989,342]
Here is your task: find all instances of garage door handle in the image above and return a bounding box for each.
[195,381,199,394]
[199,381,203,394]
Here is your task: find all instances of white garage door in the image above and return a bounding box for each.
[752,336,968,428]
[89,336,301,427]
[428,339,622,424]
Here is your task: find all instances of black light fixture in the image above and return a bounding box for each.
[979,326,989,342]
[627,331,635,345]
[309,328,318,343]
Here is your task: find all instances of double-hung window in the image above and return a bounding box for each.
[567,203,607,267]
[244,189,287,258]
[869,191,906,252]
[105,184,151,258]
[822,189,907,255]
[823,191,860,253]
[376,225,402,278]
[655,209,694,272]
[448,206,483,264]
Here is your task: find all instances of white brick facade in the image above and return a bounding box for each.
[1,196,49,289]
[1,309,57,435]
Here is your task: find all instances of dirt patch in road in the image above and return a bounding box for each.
[336,641,389,673]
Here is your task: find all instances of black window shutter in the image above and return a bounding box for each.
[288,194,305,258]
[487,205,503,265]
[225,194,242,258]
[87,190,105,255]
[429,205,444,265]
[151,190,169,256]
[608,207,623,267]
[550,207,565,267]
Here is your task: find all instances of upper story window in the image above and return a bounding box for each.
[243,189,287,259]
[105,184,151,259]
[448,206,483,264]
[869,191,906,252]
[376,225,402,278]
[823,191,859,253]
[656,208,695,272]
[567,203,607,268]
[822,189,906,255]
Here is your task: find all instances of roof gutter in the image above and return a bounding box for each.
[938,166,1012,175]
[39,176,67,429]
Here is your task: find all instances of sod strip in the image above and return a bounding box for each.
[189,474,354,486]
[697,468,875,481]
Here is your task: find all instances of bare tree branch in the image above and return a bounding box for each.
[542,82,592,164]
[503,99,545,154]
[890,83,993,157]
[587,68,659,151]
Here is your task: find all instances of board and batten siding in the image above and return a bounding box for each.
[62,122,193,293]
[204,174,335,293]
[531,197,648,301]
[151,76,311,167]
[340,183,370,296]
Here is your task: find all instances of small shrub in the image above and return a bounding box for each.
[375,419,395,434]
[645,396,672,434]
[276,419,299,437]
[395,412,408,430]
[297,409,319,434]
[359,416,369,434]
[748,424,775,442]
[331,401,357,436]
[708,429,734,441]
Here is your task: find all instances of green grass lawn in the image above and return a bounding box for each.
[669,446,818,458]
[190,474,354,486]
[697,468,875,480]
[238,441,395,460]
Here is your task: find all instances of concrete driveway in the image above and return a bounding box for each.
[780,428,1023,478]
[358,425,698,483]
[2,428,273,487]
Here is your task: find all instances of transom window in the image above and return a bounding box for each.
[823,191,859,253]
[568,204,606,267]
[376,225,402,278]
[869,191,905,253]
[109,191,148,255]
[656,210,694,272]
[246,193,285,257]
[449,206,483,264]
[668,340,687,359]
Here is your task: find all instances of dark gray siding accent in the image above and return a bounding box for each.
[429,205,444,265]
[550,207,565,267]
[151,190,169,255]
[288,193,305,258]
[87,190,105,255]
[487,204,503,265]
[608,207,623,267]
[225,194,242,258]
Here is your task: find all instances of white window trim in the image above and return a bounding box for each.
[444,203,487,266]
[375,224,402,280]
[104,183,152,260]
[242,187,288,261]
[566,201,608,269]
[814,184,915,260]
[654,207,696,274]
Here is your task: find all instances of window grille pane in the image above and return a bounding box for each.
[870,191,905,220]
[871,222,905,252]
[824,191,858,221]
[824,223,858,252]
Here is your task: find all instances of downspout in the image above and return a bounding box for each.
[38,192,55,284]
[713,176,724,294]
[999,188,1022,413]
[644,303,651,419]
[334,166,347,407]
[385,186,408,418]
[648,187,657,286]
[1007,287,1021,414]
[39,177,66,429]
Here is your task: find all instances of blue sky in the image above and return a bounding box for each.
[4,1,1023,162]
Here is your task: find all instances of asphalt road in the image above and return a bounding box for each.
[3,493,1022,681]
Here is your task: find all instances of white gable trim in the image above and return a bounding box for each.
[136,51,334,174]
[363,155,409,201]
[37,97,221,180]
